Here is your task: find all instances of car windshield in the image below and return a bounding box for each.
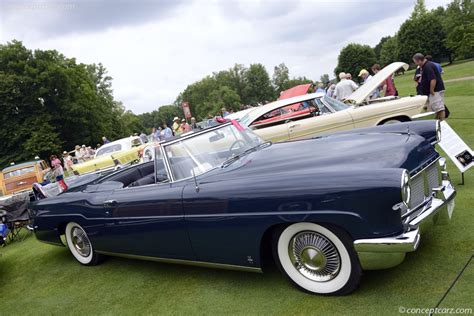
[96,144,122,157]
[322,95,350,111]
[164,123,264,181]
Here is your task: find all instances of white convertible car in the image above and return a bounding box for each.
[237,62,431,142]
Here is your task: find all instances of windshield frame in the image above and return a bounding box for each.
[160,122,263,182]
[321,94,350,112]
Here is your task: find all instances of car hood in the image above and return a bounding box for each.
[346,62,409,105]
[219,132,437,179]
[278,84,312,100]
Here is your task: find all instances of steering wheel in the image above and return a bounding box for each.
[228,140,247,156]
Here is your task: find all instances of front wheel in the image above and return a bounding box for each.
[273,222,361,295]
[65,222,103,265]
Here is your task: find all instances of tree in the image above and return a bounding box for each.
[379,36,400,66]
[373,36,391,63]
[397,6,450,62]
[0,41,128,167]
[175,76,221,120]
[272,63,290,93]
[319,74,330,84]
[443,0,474,60]
[411,0,428,19]
[120,110,144,136]
[334,43,377,80]
[243,64,274,105]
[213,64,248,102]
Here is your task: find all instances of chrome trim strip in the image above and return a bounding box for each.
[411,156,439,176]
[354,228,420,253]
[36,210,362,221]
[95,251,262,273]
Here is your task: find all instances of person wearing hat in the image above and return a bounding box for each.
[180,119,191,133]
[74,145,84,164]
[172,117,181,136]
[358,69,380,99]
[190,117,199,129]
[62,151,73,173]
[334,72,358,101]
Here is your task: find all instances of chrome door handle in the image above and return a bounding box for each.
[103,200,117,207]
[289,124,300,129]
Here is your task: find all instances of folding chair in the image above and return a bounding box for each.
[0,191,31,244]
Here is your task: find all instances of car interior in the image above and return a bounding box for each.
[251,98,331,130]
[100,160,168,188]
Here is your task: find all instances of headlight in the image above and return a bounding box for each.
[401,170,411,206]
[436,120,441,143]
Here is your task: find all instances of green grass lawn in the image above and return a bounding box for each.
[1,62,473,315]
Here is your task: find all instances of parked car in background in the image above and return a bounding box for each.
[31,120,455,295]
[236,62,431,143]
[71,136,146,175]
[0,160,49,197]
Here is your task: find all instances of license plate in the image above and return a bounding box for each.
[447,200,455,219]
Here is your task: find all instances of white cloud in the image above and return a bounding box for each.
[1,0,450,113]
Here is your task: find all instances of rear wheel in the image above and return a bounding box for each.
[65,222,102,265]
[273,222,361,295]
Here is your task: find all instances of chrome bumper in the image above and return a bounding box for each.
[353,179,456,270]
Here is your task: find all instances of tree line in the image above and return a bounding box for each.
[335,0,473,80]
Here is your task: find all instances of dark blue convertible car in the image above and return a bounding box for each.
[31,120,456,295]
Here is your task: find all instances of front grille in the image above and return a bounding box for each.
[426,164,440,192]
[409,159,440,209]
[410,175,425,208]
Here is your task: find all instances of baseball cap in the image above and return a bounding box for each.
[358,69,369,77]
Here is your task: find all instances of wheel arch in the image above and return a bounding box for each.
[377,115,411,125]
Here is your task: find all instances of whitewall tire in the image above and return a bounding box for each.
[274,222,361,295]
[65,222,102,266]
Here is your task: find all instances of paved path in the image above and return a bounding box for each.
[444,76,474,83]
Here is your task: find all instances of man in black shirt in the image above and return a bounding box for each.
[412,53,446,120]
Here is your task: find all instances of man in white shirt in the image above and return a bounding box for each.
[334,72,358,101]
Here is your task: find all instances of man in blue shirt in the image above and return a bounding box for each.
[162,123,173,139]
[425,55,443,74]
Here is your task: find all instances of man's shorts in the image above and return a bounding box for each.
[428,90,445,113]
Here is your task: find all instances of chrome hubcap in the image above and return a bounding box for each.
[71,227,91,257]
[289,231,341,282]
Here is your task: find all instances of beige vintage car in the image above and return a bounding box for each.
[238,62,431,142]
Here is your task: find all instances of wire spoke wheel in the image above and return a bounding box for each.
[71,227,91,257]
[289,231,341,282]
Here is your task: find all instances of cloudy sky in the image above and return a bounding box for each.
[1,0,449,113]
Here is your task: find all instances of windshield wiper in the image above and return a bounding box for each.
[221,141,271,168]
